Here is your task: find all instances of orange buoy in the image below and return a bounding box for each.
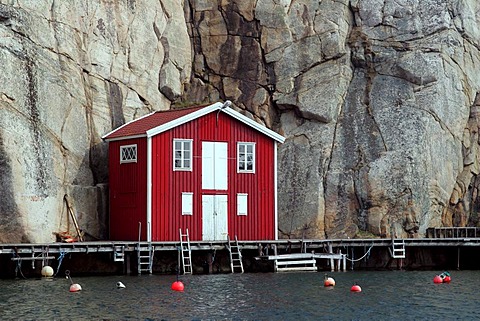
[443,275,451,283]
[69,283,82,292]
[171,281,184,292]
[350,284,362,292]
[324,277,336,287]
[433,275,443,284]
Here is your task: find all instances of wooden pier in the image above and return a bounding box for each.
[1,228,480,276]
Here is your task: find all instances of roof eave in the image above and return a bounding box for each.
[101,111,156,140]
[103,134,147,142]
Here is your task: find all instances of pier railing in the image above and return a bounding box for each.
[426,227,480,239]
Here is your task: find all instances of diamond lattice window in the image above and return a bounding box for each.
[120,144,137,163]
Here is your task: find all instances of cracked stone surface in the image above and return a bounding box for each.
[0,0,479,242]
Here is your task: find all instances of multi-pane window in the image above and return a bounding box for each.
[237,142,255,173]
[120,144,137,163]
[174,139,192,170]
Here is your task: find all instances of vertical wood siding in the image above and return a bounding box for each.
[151,112,276,241]
[109,138,147,240]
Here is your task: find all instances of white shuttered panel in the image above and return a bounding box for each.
[237,193,248,216]
[202,142,228,190]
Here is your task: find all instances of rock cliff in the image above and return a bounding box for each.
[0,0,479,242]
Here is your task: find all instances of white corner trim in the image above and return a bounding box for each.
[274,141,278,241]
[146,136,152,242]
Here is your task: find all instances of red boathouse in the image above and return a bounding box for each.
[102,101,285,242]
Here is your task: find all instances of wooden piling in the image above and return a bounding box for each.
[328,243,334,272]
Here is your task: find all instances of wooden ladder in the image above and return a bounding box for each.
[390,239,406,259]
[179,229,192,274]
[227,235,244,273]
[137,222,153,275]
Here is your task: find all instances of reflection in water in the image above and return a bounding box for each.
[0,270,478,320]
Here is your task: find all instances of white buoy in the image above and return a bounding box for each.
[69,283,82,292]
[324,277,336,287]
[116,281,126,289]
[41,266,54,277]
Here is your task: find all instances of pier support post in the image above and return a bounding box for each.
[457,247,460,270]
[336,250,341,271]
[125,254,131,275]
[328,243,334,272]
[343,254,346,272]
[350,247,354,271]
[207,252,213,274]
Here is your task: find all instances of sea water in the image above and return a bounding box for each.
[0,270,478,320]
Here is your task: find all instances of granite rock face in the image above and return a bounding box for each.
[0,0,191,242]
[0,0,479,242]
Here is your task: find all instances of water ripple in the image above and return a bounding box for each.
[0,270,479,320]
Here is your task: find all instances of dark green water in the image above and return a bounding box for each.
[0,270,478,320]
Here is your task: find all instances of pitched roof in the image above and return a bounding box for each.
[102,101,285,143]
[102,105,206,140]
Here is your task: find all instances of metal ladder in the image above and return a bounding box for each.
[227,235,244,273]
[113,245,125,262]
[179,229,192,274]
[390,239,406,259]
[137,222,153,275]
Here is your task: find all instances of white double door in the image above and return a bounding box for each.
[202,195,228,241]
[202,142,228,241]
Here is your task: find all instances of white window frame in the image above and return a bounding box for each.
[237,193,248,216]
[182,192,193,215]
[237,142,255,173]
[173,139,193,171]
[120,144,137,164]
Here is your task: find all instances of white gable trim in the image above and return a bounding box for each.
[222,107,285,143]
[146,101,285,143]
[146,102,223,137]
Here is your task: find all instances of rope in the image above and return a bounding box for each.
[54,251,67,277]
[65,270,74,284]
[211,249,216,264]
[345,245,374,262]
[12,253,26,279]
[44,246,49,266]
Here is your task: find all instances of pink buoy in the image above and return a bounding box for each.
[69,283,82,292]
[350,284,362,292]
[433,275,443,284]
[171,281,184,292]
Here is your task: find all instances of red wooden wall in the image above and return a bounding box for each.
[109,138,147,240]
[151,112,276,241]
